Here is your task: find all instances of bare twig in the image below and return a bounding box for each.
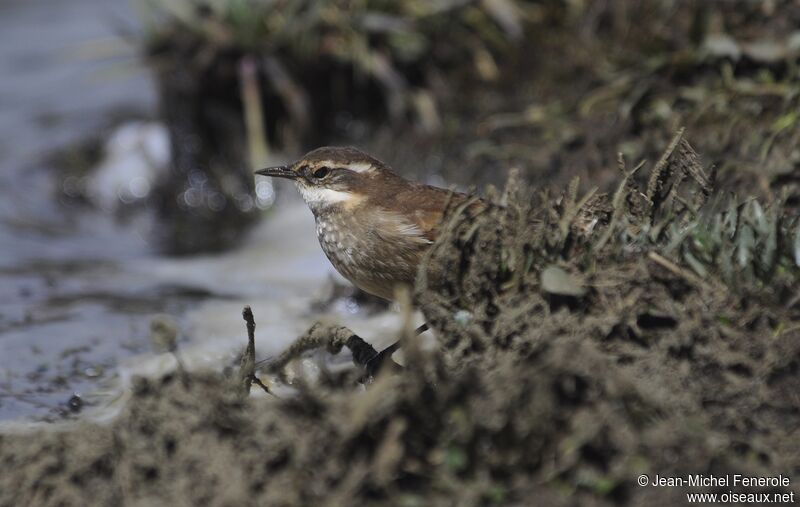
[647,252,712,291]
[262,322,379,376]
[239,57,269,166]
[238,306,272,397]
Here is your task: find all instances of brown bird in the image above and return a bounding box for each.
[255,146,484,373]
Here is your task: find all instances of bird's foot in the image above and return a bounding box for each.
[363,341,401,380]
[360,323,428,382]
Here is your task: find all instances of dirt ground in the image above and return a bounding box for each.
[2,136,799,506]
[2,2,800,506]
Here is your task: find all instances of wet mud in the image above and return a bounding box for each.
[2,137,798,507]
[3,2,800,505]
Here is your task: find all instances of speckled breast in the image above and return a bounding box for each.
[314,212,418,301]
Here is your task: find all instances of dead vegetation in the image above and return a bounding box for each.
[140,0,528,141]
[5,2,800,505]
[137,0,531,253]
[415,1,800,200]
[2,134,799,506]
[132,0,800,252]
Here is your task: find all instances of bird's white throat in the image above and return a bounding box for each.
[296,185,355,211]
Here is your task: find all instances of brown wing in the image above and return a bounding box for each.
[389,183,487,243]
[356,181,486,299]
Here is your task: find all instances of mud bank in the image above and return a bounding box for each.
[2,137,798,506]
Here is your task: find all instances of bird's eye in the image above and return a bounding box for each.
[313,167,330,179]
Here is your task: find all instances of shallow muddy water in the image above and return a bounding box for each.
[0,0,404,425]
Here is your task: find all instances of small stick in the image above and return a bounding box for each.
[238,306,273,397]
[251,376,272,394]
[262,323,378,374]
[647,252,711,290]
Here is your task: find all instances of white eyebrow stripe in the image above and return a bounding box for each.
[345,162,374,173]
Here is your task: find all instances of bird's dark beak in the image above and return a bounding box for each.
[254,165,297,180]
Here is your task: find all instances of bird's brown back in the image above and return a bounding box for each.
[348,163,486,241]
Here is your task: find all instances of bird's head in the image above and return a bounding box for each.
[255,146,399,214]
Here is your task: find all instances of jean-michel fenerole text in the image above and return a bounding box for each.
[650,474,791,488]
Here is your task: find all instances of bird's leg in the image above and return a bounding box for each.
[364,322,429,378]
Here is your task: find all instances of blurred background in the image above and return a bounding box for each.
[1,0,799,422]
